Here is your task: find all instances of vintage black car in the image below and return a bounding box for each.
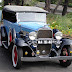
[1,5,72,69]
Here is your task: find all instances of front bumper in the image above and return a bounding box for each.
[21,56,72,62]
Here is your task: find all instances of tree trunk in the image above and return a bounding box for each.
[8,0,12,5]
[62,0,69,16]
[15,0,20,5]
[45,0,50,12]
[21,0,24,6]
[53,0,62,14]
[4,0,8,6]
[4,0,12,6]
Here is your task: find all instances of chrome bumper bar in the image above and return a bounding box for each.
[21,56,72,62]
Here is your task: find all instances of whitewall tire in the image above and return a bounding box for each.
[12,45,23,69]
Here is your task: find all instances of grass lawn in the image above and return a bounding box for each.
[47,13,72,37]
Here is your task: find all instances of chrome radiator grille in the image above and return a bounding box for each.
[37,29,52,55]
[37,44,51,55]
[37,29,52,38]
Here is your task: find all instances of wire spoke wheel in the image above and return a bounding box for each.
[12,45,18,67]
[12,45,23,69]
[14,47,17,64]
[59,46,71,67]
[8,30,12,46]
[62,48,68,62]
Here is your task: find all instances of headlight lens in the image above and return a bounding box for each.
[29,32,37,40]
[54,32,62,40]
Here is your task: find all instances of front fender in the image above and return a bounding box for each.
[60,38,72,49]
[15,38,28,47]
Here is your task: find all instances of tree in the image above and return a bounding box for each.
[4,0,12,6]
[45,0,50,12]
[15,0,20,5]
[62,0,69,16]
[4,0,8,6]
[53,0,62,14]
[21,0,24,6]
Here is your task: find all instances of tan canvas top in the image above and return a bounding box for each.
[3,5,48,13]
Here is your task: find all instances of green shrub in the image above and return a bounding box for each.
[66,13,72,18]
[24,0,38,6]
[37,0,45,2]
[47,13,72,36]
[68,3,72,7]
[51,0,57,4]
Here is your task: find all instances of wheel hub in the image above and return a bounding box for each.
[14,47,17,64]
[9,32,12,43]
[63,48,68,62]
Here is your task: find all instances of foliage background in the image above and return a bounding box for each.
[1,0,72,37]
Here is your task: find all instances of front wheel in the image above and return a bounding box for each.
[12,45,23,69]
[59,46,71,67]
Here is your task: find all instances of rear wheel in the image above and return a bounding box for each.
[8,29,12,46]
[1,30,4,48]
[59,46,71,67]
[1,27,7,48]
[12,45,23,69]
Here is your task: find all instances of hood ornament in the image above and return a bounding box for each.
[43,23,50,28]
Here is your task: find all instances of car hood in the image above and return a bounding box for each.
[19,22,50,32]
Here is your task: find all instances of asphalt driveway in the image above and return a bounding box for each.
[0,33,72,72]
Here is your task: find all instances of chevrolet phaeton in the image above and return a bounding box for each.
[1,5,72,69]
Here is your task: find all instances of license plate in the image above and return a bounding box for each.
[38,40,52,44]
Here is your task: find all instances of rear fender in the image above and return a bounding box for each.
[1,26,9,36]
[1,26,8,40]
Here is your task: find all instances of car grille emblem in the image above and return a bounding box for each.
[42,50,46,54]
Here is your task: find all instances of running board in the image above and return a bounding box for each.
[21,56,72,62]
[2,41,8,49]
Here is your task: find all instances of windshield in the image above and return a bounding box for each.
[16,12,46,23]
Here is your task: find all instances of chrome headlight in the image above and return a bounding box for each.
[54,31,63,40]
[29,32,37,40]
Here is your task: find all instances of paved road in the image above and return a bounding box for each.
[0,34,72,72]
[35,2,72,15]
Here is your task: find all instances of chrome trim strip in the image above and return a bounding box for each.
[36,38,53,41]
[35,38,62,44]
[21,56,72,62]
